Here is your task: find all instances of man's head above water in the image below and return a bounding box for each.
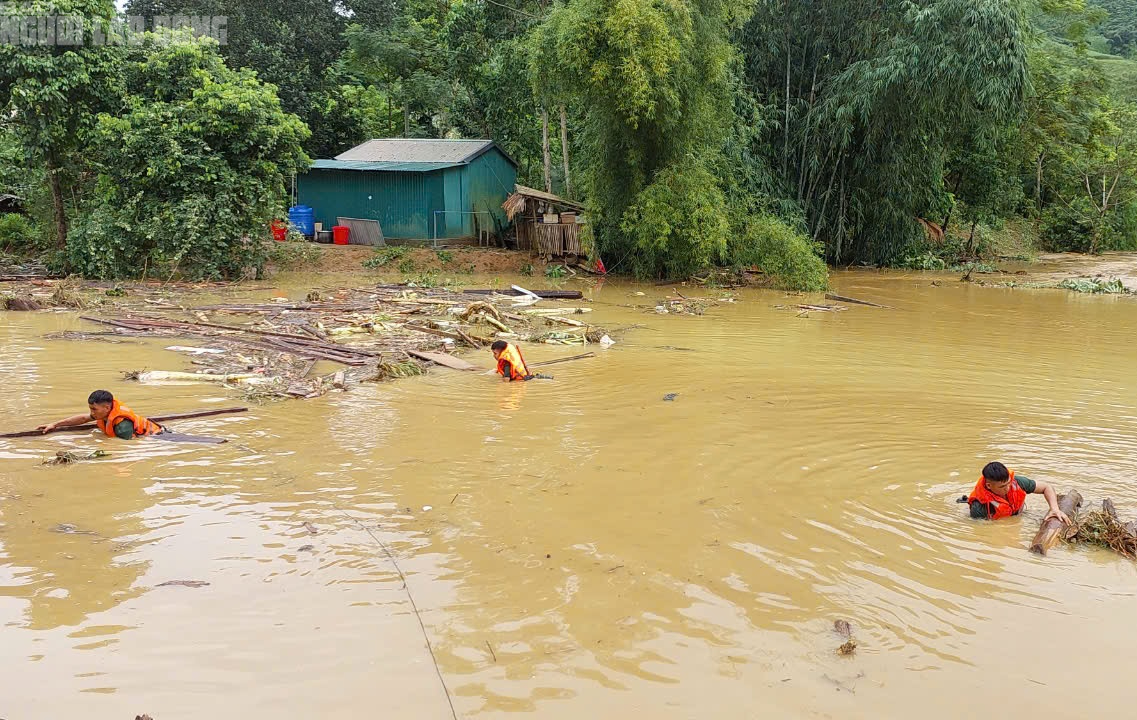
[981,461,1012,496]
[87,389,115,420]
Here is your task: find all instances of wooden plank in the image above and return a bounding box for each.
[2,407,248,439]
[407,350,480,371]
[1029,491,1082,555]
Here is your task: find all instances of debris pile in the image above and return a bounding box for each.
[67,284,610,401]
[1066,499,1137,559]
[651,292,729,316]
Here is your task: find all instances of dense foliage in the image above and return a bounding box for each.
[69,33,309,278]
[1,0,1135,283]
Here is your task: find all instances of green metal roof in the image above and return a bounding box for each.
[309,159,464,173]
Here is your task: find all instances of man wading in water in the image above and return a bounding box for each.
[37,390,164,440]
[967,461,1071,524]
[492,340,534,382]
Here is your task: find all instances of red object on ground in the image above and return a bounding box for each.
[271,219,287,242]
[332,225,350,245]
[595,258,607,275]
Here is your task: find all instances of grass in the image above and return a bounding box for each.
[544,264,567,279]
[436,249,454,264]
[362,245,410,269]
[266,239,321,270]
[1089,51,1137,103]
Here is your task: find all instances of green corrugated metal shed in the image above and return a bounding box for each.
[298,140,518,241]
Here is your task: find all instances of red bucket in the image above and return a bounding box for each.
[332,225,350,245]
[271,219,287,242]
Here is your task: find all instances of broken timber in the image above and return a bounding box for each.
[407,351,479,371]
[462,289,583,300]
[824,293,892,309]
[1029,491,1083,555]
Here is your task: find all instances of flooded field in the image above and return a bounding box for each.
[2,270,1137,719]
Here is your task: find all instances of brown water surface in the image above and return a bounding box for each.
[2,272,1137,718]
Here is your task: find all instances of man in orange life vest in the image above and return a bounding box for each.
[36,390,164,440]
[968,461,1071,524]
[491,340,534,382]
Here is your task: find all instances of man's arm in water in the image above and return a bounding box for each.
[36,413,94,433]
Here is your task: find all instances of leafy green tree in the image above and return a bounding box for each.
[531,0,742,266]
[740,0,1032,264]
[126,0,364,156]
[1053,100,1137,252]
[344,11,452,138]
[1091,0,1137,55]
[0,0,124,249]
[68,31,310,278]
[621,162,731,279]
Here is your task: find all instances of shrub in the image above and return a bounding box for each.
[728,215,829,291]
[621,163,730,279]
[363,245,409,268]
[0,214,38,252]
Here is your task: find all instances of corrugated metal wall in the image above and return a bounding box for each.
[298,169,446,240]
[466,150,518,238]
[297,148,517,241]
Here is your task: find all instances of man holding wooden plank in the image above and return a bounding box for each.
[967,461,1071,525]
[36,390,164,440]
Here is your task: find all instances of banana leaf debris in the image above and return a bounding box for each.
[63,284,611,401]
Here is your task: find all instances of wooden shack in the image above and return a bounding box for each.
[502,184,586,259]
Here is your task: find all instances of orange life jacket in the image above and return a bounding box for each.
[967,470,1027,519]
[495,343,531,381]
[96,399,163,439]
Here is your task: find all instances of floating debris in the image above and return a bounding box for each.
[837,639,858,656]
[156,580,210,588]
[42,450,110,466]
[1066,499,1137,559]
[72,283,613,402]
[1057,277,1129,294]
[663,393,679,402]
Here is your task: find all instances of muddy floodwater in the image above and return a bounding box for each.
[2,270,1137,719]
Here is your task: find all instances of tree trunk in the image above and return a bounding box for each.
[541,107,553,194]
[1035,153,1045,216]
[1029,491,1082,555]
[403,103,410,137]
[942,174,964,234]
[559,105,572,198]
[965,221,978,256]
[46,157,68,249]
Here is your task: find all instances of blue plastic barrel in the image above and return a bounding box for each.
[288,205,315,237]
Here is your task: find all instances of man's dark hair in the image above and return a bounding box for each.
[491,340,508,352]
[982,461,1010,482]
[88,390,114,405]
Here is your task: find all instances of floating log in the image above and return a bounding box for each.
[462,289,584,300]
[1029,491,1083,555]
[407,350,479,371]
[1,407,248,439]
[824,293,892,309]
